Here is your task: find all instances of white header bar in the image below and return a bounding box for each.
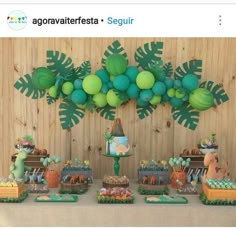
[1,0,236,3]
[0,4,235,37]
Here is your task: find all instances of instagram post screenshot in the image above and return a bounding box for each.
[0,1,236,227]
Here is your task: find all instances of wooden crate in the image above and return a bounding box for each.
[11,153,49,174]
[202,183,236,200]
[0,183,25,198]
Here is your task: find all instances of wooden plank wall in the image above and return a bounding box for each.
[0,38,235,179]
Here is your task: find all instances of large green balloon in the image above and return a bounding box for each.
[136,71,155,89]
[189,88,214,111]
[71,89,87,104]
[127,83,140,99]
[32,67,55,90]
[105,54,127,76]
[125,66,139,83]
[113,74,130,91]
[82,74,102,95]
[93,93,107,108]
[106,89,122,107]
[182,74,199,91]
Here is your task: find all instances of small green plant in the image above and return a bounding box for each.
[168,157,191,172]
[40,156,61,170]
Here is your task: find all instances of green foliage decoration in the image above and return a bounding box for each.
[174,59,202,80]
[101,40,128,67]
[172,104,200,130]
[14,40,229,130]
[14,74,46,99]
[199,81,229,105]
[135,41,163,70]
[136,104,157,119]
[59,99,85,129]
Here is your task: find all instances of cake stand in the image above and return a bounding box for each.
[103,153,132,176]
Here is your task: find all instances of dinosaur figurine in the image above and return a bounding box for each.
[9,149,31,179]
[202,152,228,182]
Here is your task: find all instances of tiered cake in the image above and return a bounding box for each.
[105,118,130,156]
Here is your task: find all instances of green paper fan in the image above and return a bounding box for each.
[96,105,115,120]
[163,62,173,77]
[14,74,46,99]
[174,59,202,80]
[47,50,74,77]
[199,81,229,106]
[59,98,85,129]
[46,93,58,105]
[136,104,157,119]
[101,40,128,67]
[135,41,163,70]
[171,104,200,130]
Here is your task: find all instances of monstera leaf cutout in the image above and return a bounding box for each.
[163,62,173,77]
[113,89,129,103]
[64,61,91,81]
[96,105,115,120]
[101,40,128,67]
[46,93,58,105]
[174,59,202,80]
[172,104,200,130]
[199,81,229,105]
[47,50,74,77]
[135,41,163,70]
[86,96,95,113]
[136,104,157,119]
[14,74,46,99]
[59,99,85,129]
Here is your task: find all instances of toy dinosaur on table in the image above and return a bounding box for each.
[9,149,31,179]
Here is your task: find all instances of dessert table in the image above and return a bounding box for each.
[0,180,235,227]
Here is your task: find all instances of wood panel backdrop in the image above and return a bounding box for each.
[0,38,235,179]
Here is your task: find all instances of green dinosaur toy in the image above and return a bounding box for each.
[9,150,31,179]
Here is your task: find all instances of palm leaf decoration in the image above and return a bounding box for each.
[148,60,165,81]
[86,95,95,113]
[163,62,173,77]
[59,98,85,129]
[64,61,91,82]
[113,89,129,103]
[171,104,200,130]
[135,41,163,70]
[14,74,46,99]
[47,50,74,77]
[174,59,202,80]
[136,104,157,119]
[46,93,58,105]
[101,40,128,67]
[96,105,115,120]
[199,81,229,105]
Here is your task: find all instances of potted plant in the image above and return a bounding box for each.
[168,157,191,188]
[40,156,61,188]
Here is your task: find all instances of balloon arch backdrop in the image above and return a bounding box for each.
[14,40,229,130]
